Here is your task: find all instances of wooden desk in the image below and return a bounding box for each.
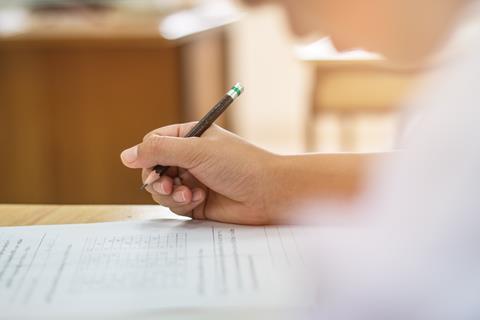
[0,204,181,227]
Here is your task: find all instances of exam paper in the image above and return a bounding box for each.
[0,219,315,318]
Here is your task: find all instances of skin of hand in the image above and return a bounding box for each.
[121,122,279,225]
[121,122,368,225]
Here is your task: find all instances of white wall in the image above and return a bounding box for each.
[227,5,312,154]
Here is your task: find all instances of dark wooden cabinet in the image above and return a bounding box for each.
[0,18,228,204]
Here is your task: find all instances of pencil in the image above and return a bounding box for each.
[141,83,244,189]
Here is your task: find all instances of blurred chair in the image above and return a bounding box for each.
[297,39,415,152]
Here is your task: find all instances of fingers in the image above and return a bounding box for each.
[120,121,219,219]
[151,186,206,218]
[142,167,177,186]
[142,122,222,142]
[150,175,174,195]
[141,165,207,219]
[143,122,198,141]
[121,122,225,172]
[121,135,204,170]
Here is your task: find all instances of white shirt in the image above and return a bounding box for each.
[309,2,480,319]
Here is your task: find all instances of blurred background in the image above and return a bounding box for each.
[0,0,416,204]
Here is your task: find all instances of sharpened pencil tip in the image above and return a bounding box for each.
[140,183,148,190]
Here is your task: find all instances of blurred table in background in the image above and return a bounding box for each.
[0,3,240,204]
[296,39,416,152]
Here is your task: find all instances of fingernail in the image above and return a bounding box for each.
[193,190,202,202]
[121,146,138,163]
[153,182,166,195]
[173,191,186,203]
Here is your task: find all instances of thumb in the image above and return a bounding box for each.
[121,135,205,169]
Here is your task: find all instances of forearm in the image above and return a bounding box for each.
[266,152,390,221]
[277,153,371,199]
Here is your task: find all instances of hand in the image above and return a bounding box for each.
[120,122,279,225]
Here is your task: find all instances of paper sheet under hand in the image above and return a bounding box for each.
[0,219,315,318]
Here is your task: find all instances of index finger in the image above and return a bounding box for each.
[143,122,198,142]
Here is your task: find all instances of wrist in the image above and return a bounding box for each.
[262,153,367,223]
[262,154,298,223]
